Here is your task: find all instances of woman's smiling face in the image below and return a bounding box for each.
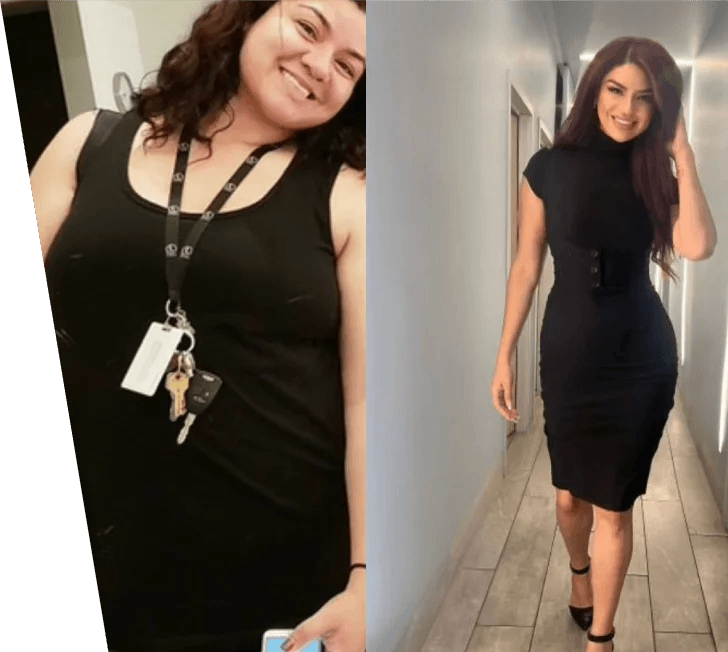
[596,63,654,142]
[239,0,366,132]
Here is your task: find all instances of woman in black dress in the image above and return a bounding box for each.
[29,2,366,651]
[491,37,717,651]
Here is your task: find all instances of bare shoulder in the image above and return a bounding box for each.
[31,109,100,259]
[330,164,366,256]
[31,109,99,178]
[64,108,100,146]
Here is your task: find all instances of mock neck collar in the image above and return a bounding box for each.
[592,126,634,153]
[573,115,636,155]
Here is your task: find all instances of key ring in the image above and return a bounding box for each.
[165,299,196,335]
[165,299,188,324]
[163,300,196,353]
[179,330,196,353]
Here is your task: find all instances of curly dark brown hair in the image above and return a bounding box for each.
[553,37,683,282]
[132,0,365,172]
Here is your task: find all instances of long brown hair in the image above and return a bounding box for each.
[554,37,683,281]
[132,0,366,171]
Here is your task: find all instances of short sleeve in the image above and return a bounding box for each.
[523,147,550,200]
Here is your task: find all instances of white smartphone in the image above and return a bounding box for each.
[262,629,323,652]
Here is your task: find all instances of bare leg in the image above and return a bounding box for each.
[556,489,594,608]
[586,505,634,651]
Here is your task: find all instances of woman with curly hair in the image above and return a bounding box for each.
[29,2,366,651]
[491,37,716,651]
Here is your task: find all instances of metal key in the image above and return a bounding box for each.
[177,415,194,444]
[166,370,190,421]
[164,348,196,421]
[177,370,223,444]
[165,353,190,421]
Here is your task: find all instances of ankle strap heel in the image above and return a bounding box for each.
[568,558,593,631]
[570,562,591,574]
[587,627,615,647]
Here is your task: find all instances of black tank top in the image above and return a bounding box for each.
[45,109,350,650]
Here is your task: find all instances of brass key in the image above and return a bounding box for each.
[165,371,190,422]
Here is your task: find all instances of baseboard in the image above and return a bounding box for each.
[393,452,508,652]
[675,377,728,526]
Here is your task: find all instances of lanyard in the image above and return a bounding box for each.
[164,124,282,310]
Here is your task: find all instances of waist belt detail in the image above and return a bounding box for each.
[553,245,652,293]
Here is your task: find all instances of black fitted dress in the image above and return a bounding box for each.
[524,126,679,513]
[45,109,350,651]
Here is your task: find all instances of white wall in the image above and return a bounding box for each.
[76,0,145,110]
[48,0,211,117]
[119,0,210,84]
[677,5,728,521]
[368,2,558,651]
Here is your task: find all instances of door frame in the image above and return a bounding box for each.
[505,74,536,442]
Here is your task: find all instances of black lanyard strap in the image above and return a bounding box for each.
[164,124,282,307]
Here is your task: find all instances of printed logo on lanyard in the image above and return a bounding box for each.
[122,120,289,445]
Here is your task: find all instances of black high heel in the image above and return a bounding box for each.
[568,560,593,631]
[587,627,615,650]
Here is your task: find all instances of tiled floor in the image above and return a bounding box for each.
[421,395,728,652]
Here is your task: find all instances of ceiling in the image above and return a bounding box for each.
[550,1,726,84]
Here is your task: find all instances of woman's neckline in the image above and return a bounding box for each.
[121,112,302,220]
[585,125,635,154]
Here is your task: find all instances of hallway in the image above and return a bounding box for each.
[420,392,728,652]
[366,3,728,650]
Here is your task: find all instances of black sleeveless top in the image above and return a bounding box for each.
[46,109,351,651]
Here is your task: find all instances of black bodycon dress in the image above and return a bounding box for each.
[524,125,679,513]
[44,109,350,651]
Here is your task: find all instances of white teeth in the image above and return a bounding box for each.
[282,69,314,100]
[613,117,634,127]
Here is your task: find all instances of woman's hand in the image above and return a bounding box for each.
[668,113,691,161]
[283,573,366,652]
[491,357,519,423]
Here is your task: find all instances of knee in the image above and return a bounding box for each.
[556,489,588,514]
[594,506,632,532]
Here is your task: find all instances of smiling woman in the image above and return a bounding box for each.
[29,2,366,652]
[494,36,716,652]
[135,0,366,169]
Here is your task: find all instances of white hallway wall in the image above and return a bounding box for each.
[368,2,558,651]
[678,6,728,520]
[48,0,210,117]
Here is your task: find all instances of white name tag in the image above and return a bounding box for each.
[121,322,185,396]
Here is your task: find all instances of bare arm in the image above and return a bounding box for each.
[671,148,718,261]
[283,170,366,652]
[495,177,548,367]
[30,109,99,261]
[330,167,366,598]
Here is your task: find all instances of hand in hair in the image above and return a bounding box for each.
[667,113,690,160]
